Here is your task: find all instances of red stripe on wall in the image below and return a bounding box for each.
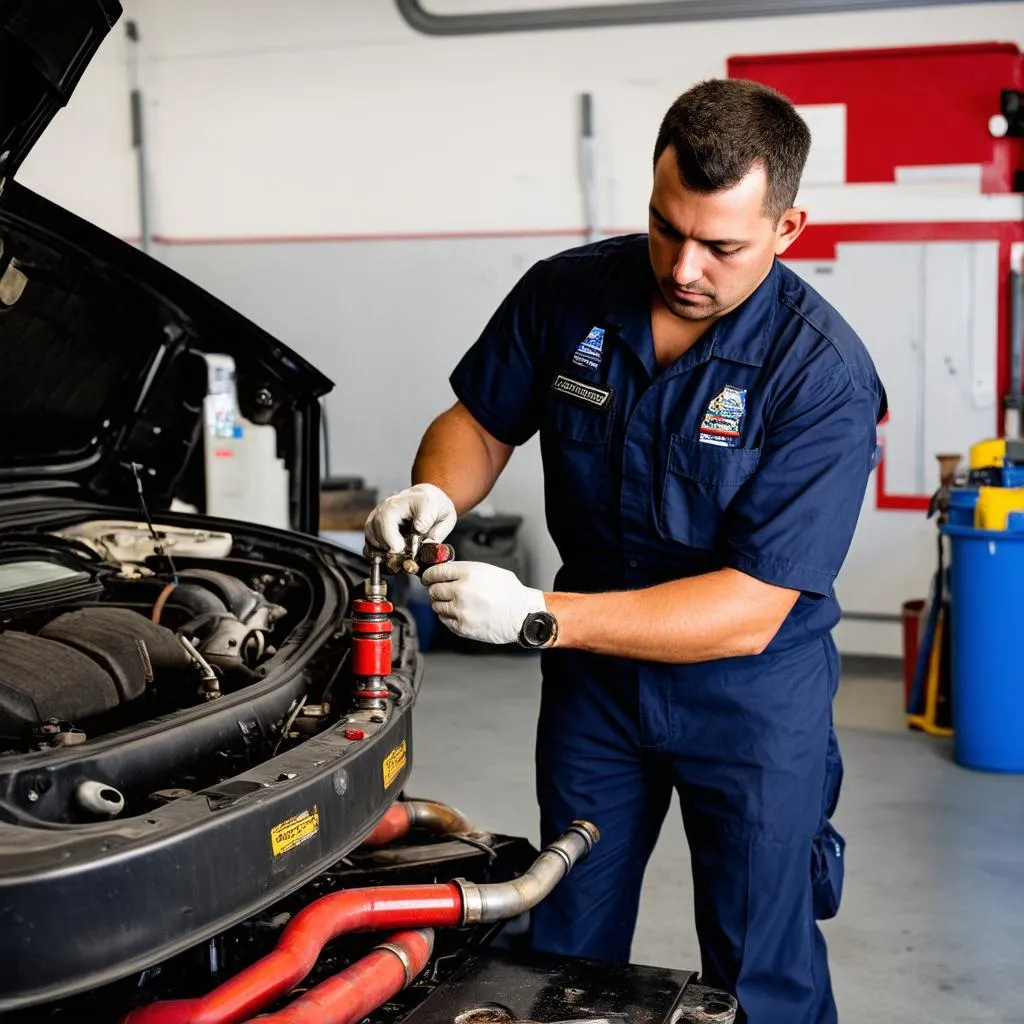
[788,221,1024,261]
[152,218,1022,515]
[151,227,589,246]
[152,222,1024,251]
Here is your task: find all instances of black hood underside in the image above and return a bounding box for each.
[0,185,333,532]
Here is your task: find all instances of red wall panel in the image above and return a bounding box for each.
[728,42,1024,193]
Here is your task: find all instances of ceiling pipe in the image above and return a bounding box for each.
[394,0,1011,36]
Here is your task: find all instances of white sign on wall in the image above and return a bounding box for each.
[794,103,847,186]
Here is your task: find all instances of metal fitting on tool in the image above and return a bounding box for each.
[383,533,455,577]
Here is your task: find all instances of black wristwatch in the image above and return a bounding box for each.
[518,610,559,649]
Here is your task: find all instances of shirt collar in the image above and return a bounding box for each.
[706,259,778,368]
[601,237,659,377]
[601,239,778,374]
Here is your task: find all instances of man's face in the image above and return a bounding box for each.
[647,147,805,322]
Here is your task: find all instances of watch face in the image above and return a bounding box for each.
[523,612,555,647]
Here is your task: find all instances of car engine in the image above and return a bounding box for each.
[0,520,322,821]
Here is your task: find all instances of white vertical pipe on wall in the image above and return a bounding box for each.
[579,93,599,244]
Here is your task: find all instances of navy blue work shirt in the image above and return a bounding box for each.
[449,234,887,652]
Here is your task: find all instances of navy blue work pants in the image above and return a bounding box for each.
[530,638,845,1024]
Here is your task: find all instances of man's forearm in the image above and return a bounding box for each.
[411,403,513,515]
[545,569,799,663]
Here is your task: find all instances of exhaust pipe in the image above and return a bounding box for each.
[456,821,598,923]
[122,822,598,1024]
[407,799,474,836]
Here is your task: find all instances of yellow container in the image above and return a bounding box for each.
[974,486,1024,530]
[970,438,1007,470]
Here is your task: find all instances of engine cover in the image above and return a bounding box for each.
[0,608,193,736]
[0,631,119,732]
[39,608,192,702]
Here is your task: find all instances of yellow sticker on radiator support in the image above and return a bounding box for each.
[270,805,320,857]
[382,739,407,790]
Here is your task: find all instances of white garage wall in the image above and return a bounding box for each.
[19,1,1024,238]
[14,0,1024,655]
[16,13,139,239]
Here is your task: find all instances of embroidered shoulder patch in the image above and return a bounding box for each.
[699,385,747,447]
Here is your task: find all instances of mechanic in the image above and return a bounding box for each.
[364,79,887,1024]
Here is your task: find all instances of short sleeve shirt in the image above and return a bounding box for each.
[449,234,887,651]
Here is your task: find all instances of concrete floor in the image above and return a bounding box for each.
[407,651,1023,1023]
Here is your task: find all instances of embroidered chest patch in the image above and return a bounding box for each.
[699,385,747,447]
[551,374,613,409]
[572,326,605,371]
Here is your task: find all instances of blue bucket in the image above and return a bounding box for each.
[947,488,979,526]
[941,524,1024,773]
[1002,465,1024,488]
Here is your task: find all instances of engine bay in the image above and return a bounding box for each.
[0,518,342,824]
[0,504,429,1012]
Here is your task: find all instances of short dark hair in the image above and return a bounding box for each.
[653,78,811,223]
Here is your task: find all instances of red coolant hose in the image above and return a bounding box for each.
[253,928,434,1024]
[121,885,462,1024]
[122,821,599,1024]
[360,800,474,847]
[359,802,415,847]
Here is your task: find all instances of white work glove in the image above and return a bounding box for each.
[363,483,457,556]
[421,561,546,646]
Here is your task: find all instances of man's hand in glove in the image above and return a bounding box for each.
[363,483,456,557]
[421,561,546,645]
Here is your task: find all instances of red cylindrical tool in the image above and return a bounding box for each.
[350,597,393,678]
[350,558,394,710]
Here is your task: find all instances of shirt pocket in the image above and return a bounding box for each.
[541,386,613,444]
[540,395,614,528]
[658,434,761,550]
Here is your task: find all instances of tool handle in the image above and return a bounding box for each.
[415,542,455,571]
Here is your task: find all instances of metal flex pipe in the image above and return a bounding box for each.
[360,799,474,847]
[456,821,599,924]
[121,822,598,1024]
[250,928,434,1024]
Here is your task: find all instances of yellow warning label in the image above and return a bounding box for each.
[382,739,407,790]
[270,805,320,857]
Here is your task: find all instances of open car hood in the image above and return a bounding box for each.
[0,0,121,190]
[0,1,333,532]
